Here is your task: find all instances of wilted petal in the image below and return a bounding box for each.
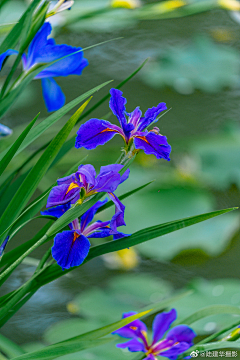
[166,325,196,346]
[80,199,108,231]
[116,338,145,352]
[75,119,123,150]
[0,49,18,70]
[47,183,79,207]
[152,309,177,344]
[41,77,65,112]
[41,203,71,218]
[138,103,167,131]
[134,132,171,160]
[52,231,90,270]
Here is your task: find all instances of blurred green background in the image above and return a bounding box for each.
[1,0,240,358]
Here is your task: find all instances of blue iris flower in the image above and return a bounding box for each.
[76,88,171,160]
[0,22,88,112]
[41,199,130,270]
[113,309,196,360]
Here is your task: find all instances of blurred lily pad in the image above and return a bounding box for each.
[69,274,173,323]
[190,124,240,190]
[116,185,240,261]
[142,36,240,94]
[171,278,240,334]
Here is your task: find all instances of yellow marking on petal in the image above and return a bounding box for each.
[110,0,141,9]
[135,135,151,145]
[100,128,117,133]
[73,232,80,243]
[218,0,240,10]
[66,182,79,195]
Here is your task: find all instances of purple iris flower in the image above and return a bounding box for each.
[46,164,129,231]
[113,309,196,360]
[75,88,171,160]
[41,199,129,270]
[0,22,88,112]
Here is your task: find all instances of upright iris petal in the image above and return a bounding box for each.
[76,88,171,161]
[0,22,88,112]
[113,309,196,360]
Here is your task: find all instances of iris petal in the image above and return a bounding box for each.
[80,199,108,231]
[109,88,127,129]
[152,309,177,344]
[75,119,123,150]
[116,338,145,352]
[166,325,196,346]
[134,132,171,160]
[41,77,65,112]
[41,203,71,218]
[160,341,190,360]
[47,183,79,208]
[138,102,167,131]
[52,231,90,270]
[113,312,147,339]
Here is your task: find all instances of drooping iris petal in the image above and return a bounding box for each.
[160,342,191,360]
[134,132,171,160]
[47,183,79,208]
[52,230,90,270]
[80,199,108,231]
[77,164,97,188]
[152,309,177,344]
[57,174,74,186]
[41,203,71,218]
[0,124,12,138]
[113,311,147,338]
[166,325,196,346]
[137,103,167,131]
[0,49,18,70]
[41,77,65,112]
[75,119,123,150]
[108,192,126,230]
[116,338,145,352]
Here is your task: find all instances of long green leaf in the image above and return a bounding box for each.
[0,0,42,54]
[0,114,39,177]
[87,207,238,259]
[12,339,112,360]
[0,98,91,244]
[0,333,24,358]
[177,305,240,325]
[27,208,237,291]
[0,81,112,161]
[0,39,117,118]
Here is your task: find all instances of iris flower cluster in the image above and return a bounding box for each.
[0,22,88,112]
[43,164,130,270]
[113,309,196,360]
[76,88,171,160]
